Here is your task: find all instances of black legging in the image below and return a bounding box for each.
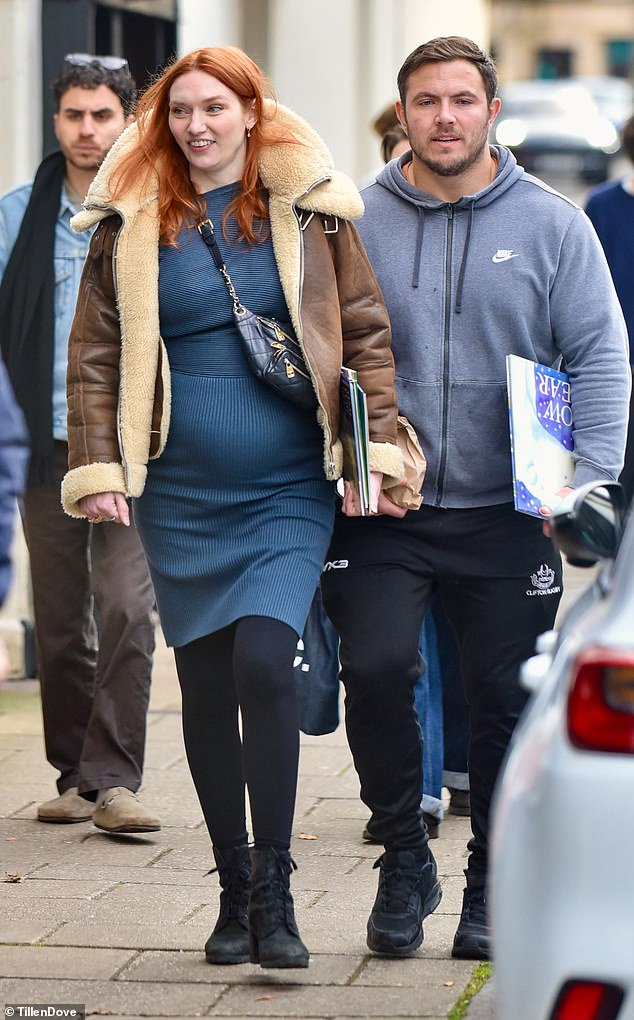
[174,616,300,853]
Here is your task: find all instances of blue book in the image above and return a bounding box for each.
[506,355,575,517]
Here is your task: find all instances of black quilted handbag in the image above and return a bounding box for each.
[197,218,315,409]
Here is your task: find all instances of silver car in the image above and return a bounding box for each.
[491,481,634,1020]
[493,79,621,183]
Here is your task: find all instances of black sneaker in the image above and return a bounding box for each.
[451,886,491,960]
[366,849,442,956]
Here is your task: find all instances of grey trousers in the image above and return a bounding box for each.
[22,442,156,797]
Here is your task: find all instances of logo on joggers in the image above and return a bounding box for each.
[526,563,560,597]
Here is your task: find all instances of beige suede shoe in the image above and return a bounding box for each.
[93,787,161,833]
[37,787,94,823]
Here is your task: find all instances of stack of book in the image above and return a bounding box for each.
[340,367,371,515]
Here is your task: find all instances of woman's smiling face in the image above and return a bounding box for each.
[168,69,255,192]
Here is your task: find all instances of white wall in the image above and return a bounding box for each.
[0,0,39,677]
[177,0,241,53]
[273,0,491,180]
[269,0,361,176]
[0,0,42,193]
[401,0,490,49]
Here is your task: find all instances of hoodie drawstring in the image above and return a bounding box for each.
[410,201,475,310]
[411,207,425,289]
[454,200,475,314]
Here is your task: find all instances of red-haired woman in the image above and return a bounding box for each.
[61,47,403,969]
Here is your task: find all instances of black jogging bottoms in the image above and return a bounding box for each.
[321,500,562,886]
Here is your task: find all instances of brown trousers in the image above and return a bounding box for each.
[22,442,156,796]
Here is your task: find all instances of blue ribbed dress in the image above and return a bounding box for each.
[133,183,335,648]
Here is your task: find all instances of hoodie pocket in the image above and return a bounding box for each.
[443,381,512,500]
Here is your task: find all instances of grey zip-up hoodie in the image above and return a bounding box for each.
[358,146,631,509]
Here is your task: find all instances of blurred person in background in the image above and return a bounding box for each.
[585,111,634,506]
[0,362,29,682]
[380,122,410,164]
[0,56,158,833]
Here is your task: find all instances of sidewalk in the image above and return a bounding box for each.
[0,627,489,1020]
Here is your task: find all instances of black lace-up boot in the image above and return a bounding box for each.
[248,847,309,969]
[451,884,490,960]
[204,845,251,964]
[367,848,442,956]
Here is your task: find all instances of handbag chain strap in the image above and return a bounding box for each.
[197,218,246,316]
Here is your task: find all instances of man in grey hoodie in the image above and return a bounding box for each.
[321,36,630,961]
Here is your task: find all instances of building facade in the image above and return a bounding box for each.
[0,0,491,194]
[491,0,634,84]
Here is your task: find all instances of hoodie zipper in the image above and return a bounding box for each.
[85,203,132,491]
[435,204,454,506]
[292,176,336,477]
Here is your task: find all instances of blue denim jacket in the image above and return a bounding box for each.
[0,360,28,604]
[0,181,93,442]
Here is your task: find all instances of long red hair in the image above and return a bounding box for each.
[110,46,299,245]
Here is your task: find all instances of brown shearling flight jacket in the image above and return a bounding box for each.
[61,102,403,517]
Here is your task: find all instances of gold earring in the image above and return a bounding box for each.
[246,126,251,139]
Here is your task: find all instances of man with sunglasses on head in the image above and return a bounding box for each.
[0,56,159,834]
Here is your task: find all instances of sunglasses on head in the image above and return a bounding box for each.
[64,53,129,72]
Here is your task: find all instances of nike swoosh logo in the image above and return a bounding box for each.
[492,252,520,263]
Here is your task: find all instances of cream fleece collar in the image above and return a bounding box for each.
[73,100,363,232]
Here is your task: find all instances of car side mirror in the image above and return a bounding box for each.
[549,481,627,567]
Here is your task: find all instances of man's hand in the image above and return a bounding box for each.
[78,491,130,526]
[341,472,408,519]
[375,489,408,518]
[540,485,574,537]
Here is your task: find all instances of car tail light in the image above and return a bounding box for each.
[549,979,624,1020]
[567,647,634,753]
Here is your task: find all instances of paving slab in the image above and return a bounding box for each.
[204,982,461,1016]
[0,877,117,899]
[1,920,62,944]
[28,864,213,887]
[0,978,224,1015]
[299,796,370,822]
[52,881,218,925]
[1,894,95,925]
[0,630,491,1019]
[119,950,363,986]
[298,771,363,799]
[41,922,214,952]
[297,743,357,775]
[0,944,137,980]
[358,956,474,988]
[437,874,469,913]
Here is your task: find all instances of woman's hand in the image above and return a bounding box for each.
[342,472,382,515]
[78,491,130,526]
[341,472,408,519]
